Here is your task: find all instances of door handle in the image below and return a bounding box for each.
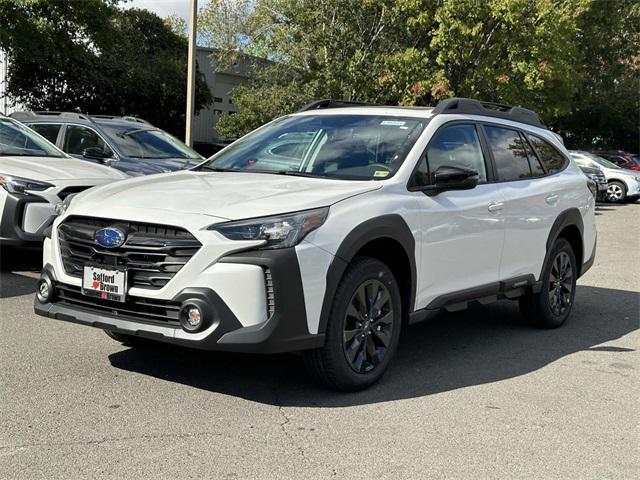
[487,201,504,213]
[545,194,559,205]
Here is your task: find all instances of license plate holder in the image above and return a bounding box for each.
[82,265,127,302]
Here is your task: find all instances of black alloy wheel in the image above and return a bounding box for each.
[342,279,394,374]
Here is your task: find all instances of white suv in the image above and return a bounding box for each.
[0,115,128,246]
[34,98,596,391]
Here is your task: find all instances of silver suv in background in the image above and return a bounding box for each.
[569,150,640,203]
[10,111,203,176]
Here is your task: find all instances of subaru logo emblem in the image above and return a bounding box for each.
[95,227,126,249]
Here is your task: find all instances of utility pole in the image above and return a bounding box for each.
[185,0,197,146]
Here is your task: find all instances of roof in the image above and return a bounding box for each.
[9,111,153,128]
[295,97,546,129]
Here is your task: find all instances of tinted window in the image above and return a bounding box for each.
[520,133,545,176]
[201,115,427,180]
[29,124,61,144]
[63,126,112,156]
[484,126,532,181]
[101,126,201,160]
[419,124,487,184]
[528,134,567,173]
[0,118,64,157]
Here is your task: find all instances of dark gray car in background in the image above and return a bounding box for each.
[10,111,203,176]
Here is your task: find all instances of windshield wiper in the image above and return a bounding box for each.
[197,165,236,172]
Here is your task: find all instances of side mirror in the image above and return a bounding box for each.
[82,147,111,161]
[414,165,479,194]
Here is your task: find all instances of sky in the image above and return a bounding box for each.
[123,0,209,21]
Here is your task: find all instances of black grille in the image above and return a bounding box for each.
[55,283,181,326]
[58,186,91,200]
[58,216,201,290]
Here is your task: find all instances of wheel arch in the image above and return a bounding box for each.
[317,215,417,334]
[544,208,585,278]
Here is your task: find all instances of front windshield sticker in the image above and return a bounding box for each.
[374,170,390,178]
[380,120,406,126]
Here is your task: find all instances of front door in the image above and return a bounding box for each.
[413,123,505,309]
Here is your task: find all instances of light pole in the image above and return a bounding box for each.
[185,0,198,146]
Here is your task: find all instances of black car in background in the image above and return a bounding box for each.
[577,164,607,201]
[10,111,204,176]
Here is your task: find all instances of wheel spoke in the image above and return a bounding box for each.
[373,311,393,326]
[345,336,363,364]
[371,327,391,348]
[346,302,363,321]
[372,288,390,313]
[343,328,360,343]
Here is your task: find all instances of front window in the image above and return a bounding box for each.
[0,118,64,157]
[199,114,428,180]
[101,126,202,160]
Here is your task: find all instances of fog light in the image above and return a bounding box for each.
[180,303,204,332]
[36,277,53,303]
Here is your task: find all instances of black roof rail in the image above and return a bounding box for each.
[296,99,382,112]
[432,98,546,128]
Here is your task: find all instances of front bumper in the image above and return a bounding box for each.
[34,249,325,354]
[0,193,56,246]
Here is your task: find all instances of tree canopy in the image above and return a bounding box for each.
[198,0,638,151]
[0,0,211,138]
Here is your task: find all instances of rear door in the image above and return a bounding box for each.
[481,124,560,281]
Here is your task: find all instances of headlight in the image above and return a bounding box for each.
[0,174,53,194]
[54,193,77,216]
[208,207,329,250]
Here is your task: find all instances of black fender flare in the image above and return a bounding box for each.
[317,214,417,334]
[541,208,584,278]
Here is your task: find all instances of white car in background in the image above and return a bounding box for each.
[569,150,640,203]
[0,115,128,246]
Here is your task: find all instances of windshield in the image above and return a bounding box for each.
[0,118,64,157]
[199,114,428,180]
[101,125,202,160]
[585,153,621,170]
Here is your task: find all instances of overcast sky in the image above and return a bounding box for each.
[123,0,209,21]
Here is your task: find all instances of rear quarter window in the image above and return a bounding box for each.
[527,134,568,174]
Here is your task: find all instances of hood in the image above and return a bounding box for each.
[72,170,382,220]
[0,156,128,182]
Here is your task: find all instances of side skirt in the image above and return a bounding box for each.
[408,275,542,325]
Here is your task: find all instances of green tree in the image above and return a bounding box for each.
[0,1,212,138]
[207,0,632,147]
[551,0,639,151]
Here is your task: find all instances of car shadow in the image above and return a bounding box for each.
[108,284,638,407]
[0,247,42,298]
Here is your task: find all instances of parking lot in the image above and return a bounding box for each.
[0,202,638,479]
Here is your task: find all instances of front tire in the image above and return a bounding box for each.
[304,256,402,391]
[606,181,627,203]
[519,238,577,328]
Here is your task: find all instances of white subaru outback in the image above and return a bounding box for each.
[34,98,596,391]
[0,115,128,246]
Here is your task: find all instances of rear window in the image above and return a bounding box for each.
[527,134,568,174]
[484,125,534,181]
[29,123,61,144]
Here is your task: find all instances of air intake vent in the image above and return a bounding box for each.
[264,268,275,318]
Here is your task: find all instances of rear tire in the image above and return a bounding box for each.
[519,238,577,329]
[606,181,627,203]
[304,256,402,391]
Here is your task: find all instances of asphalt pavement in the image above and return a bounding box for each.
[1,202,638,479]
